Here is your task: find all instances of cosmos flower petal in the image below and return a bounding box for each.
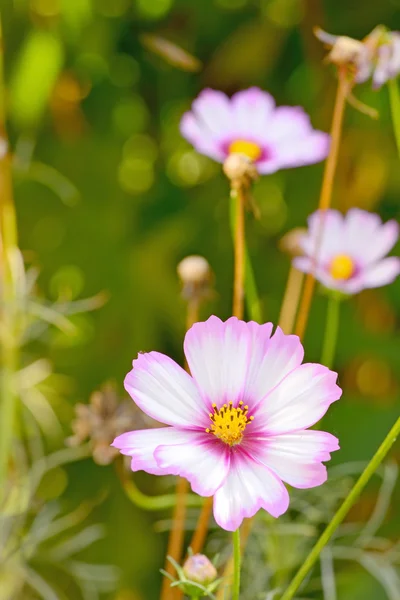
[112,427,195,475]
[213,450,289,531]
[253,363,342,435]
[124,351,208,428]
[273,131,330,169]
[184,316,252,407]
[155,433,230,496]
[190,88,234,137]
[344,211,399,264]
[245,430,339,488]
[361,257,400,288]
[180,111,225,162]
[244,326,304,408]
[230,87,275,137]
[301,209,344,261]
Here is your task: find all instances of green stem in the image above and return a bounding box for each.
[280,415,400,600]
[321,296,341,369]
[388,78,400,158]
[229,191,262,323]
[232,528,241,600]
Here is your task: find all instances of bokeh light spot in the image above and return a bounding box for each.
[50,265,85,301]
[123,134,158,162]
[112,95,149,135]
[118,158,154,194]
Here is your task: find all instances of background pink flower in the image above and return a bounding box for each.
[180,87,330,174]
[113,317,341,531]
[294,208,400,295]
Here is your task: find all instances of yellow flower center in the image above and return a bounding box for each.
[329,254,355,280]
[206,401,254,446]
[228,139,262,162]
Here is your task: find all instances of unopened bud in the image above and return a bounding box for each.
[223,153,258,189]
[177,255,213,302]
[183,554,217,586]
[279,228,307,258]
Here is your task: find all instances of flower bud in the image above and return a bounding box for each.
[279,227,307,258]
[177,255,213,302]
[223,152,258,189]
[183,554,217,586]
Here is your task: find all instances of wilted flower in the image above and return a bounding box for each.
[293,208,400,295]
[316,26,400,89]
[180,88,330,174]
[113,316,341,531]
[68,382,154,465]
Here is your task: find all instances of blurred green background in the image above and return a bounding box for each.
[2,0,400,598]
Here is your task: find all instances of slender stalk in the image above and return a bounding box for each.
[281,415,400,600]
[232,187,245,318]
[0,15,19,492]
[189,183,248,557]
[216,518,252,600]
[162,298,201,600]
[388,77,400,158]
[321,295,341,369]
[278,266,304,334]
[295,70,351,341]
[232,529,241,600]
[189,496,213,554]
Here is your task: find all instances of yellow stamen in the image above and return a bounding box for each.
[206,401,254,446]
[228,139,262,162]
[329,254,355,280]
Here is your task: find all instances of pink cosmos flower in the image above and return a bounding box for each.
[112,317,341,531]
[294,208,400,295]
[179,88,330,174]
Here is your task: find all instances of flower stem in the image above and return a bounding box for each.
[321,295,341,369]
[388,77,400,158]
[278,266,305,334]
[232,528,241,600]
[232,187,246,319]
[0,15,20,493]
[229,190,262,322]
[189,496,214,554]
[280,415,400,600]
[295,70,351,341]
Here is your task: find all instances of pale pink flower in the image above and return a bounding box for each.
[294,209,400,295]
[112,317,341,531]
[180,88,330,174]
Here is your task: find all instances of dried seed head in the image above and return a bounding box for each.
[223,152,258,190]
[177,255,213,302]
[183,554,218,586]
[67,382,155,465]
[328,36,366,66]
[279,227,307,258]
